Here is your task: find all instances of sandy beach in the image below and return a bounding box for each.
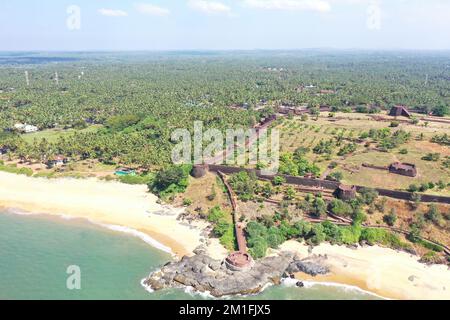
[279,240,450,300]
[1,171,449,300]
[0,171,230,258]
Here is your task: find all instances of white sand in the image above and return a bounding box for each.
[280,240,450,300]
[0,171,218,257]
[1,171,449,299]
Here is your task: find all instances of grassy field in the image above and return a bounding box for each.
[21,125,102,144]
[276,112,450,195]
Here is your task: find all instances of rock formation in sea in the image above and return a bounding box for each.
[144,247,329,297]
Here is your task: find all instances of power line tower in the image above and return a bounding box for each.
[25,71,30,86]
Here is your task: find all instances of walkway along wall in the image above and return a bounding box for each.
[208,165,450,204]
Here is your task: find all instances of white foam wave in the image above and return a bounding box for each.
[3,207,174,256]
[97,223,174,255]
[281,278,389,300]
[140,278,155,294]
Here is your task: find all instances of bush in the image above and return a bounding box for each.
[339,225,361,245]
[119,173,153,185]
[322,221,342,244]
[352,210,367,224]
[383,209,397,226]
[266,227,286,249]
[213,219,231,237]
[390,121,400,128]
[308,224,326,245]
[294,220,313,237]
[208,206,226,223]
[361,228,411,250]
[0,164,33,177]
[183,198,193,206]
[422,153,440,161]
[358,187,379,205]
[149,164,191,197]
[425,204,442,225]
[273,175,286,186]
[229,171,258,201]
[329,199,353,217]
[312,196,327,218]
[326,171,343,182]
[219,224,237,251]
[249,236,268,259]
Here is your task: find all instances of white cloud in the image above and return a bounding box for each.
[135,3,170,16]
[242,0,331,12]
[188,0,232,15]
[98,8,128,17]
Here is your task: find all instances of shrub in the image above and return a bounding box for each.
[312,196,327,218]
[207,186,217,201]
[229,171,258,201]
[425,204,443,225]
[322,221,342,244]
[422,153,440,161]
[308,224,326,245]
[219,223,237,251]
[329,199,353,217]
[273,175,286,186]
[383,209,397,226]
[0,164,33,177]
[149,164,191,196]
[266,227,286,249]
[119,173,153,185]
[339,225,361,245]
[390,121,400,128]
[358,188,379,205]
[294,220,313,238]
[326,171,343,182]
[208,206,226,223]
[249,237,268,259]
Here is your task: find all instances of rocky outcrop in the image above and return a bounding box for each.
[144,251,330,297]
[286,256,330,276]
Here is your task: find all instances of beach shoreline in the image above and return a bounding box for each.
[279,241,450,300]
[1,171,449,300]
[0,171,221,258]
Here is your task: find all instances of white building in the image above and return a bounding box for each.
[14,123,39,133]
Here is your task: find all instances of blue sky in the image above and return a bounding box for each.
[1,0,449,51]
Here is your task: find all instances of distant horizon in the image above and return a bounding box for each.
[1,1,449,51]
[1,48,450,53]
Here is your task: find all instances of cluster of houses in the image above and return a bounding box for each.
[13,123,39,133]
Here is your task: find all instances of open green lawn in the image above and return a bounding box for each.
[21,125,102,144]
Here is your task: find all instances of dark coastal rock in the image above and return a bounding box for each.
[144,252,297,297]
[286,257,330,276]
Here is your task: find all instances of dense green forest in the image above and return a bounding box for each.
[0,51,448,168]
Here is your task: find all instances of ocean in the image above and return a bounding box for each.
[0,211,380,300]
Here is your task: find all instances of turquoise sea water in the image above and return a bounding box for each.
[0,212,380,300]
